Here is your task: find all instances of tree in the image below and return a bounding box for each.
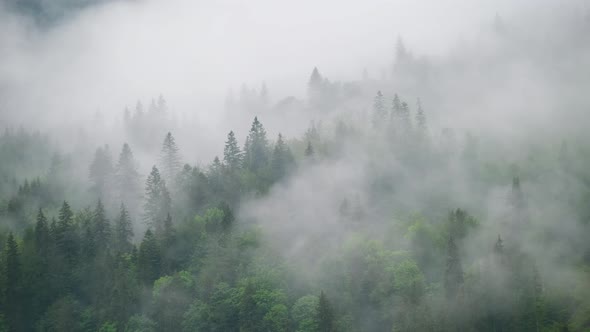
[55,201,78,266]
[34,208,50,254]
[444,236,463,299]
[138,229,161,285]
[243,117,269,173]
[114,203,133,254]
[223,131,242,171]
[115,143,141,215]
[93,199,111,252]
[308,67,324,105]
[160,132,181,185]
[415,98,427,132]
[372,91,387,129]
[2,233,22,331]
[143,166,171,235]
[317,291,335,332]
[305,141,315,159]
[89,145,114,200]
[270,133,295,181]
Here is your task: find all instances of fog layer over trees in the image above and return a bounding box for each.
[0,0,589,331]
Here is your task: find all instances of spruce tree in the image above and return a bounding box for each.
[115,143,140,214]
[3,233,21,331]
[56,201,78,266]
[271,133,295,181]
[317,291,335,332]
[372,91,386,129]
[34,208,50,254]
[444,236,464,299]
[93,199,111,252]
[160,132,181,185]
[415,98,427,131]
[138,229,161,285]
[305,141,315,159]
[223,130,242,170]
[243,117,269,173]
[143,166,171,234]
[114,203,134,253]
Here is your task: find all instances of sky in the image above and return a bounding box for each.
[1,0,582,129]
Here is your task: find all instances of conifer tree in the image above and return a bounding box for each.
[143,166,171,234]
[160,132,181,185]
[243,117,269,173]
[34,208,50,254]
[444,236,464,299]
[3,233,21,331]
[305,141,315,158]
[138,229,161,285]
[223,131,242,171]
[56,201,78,266]
[271,133,295,181]
[415,98,427,131]
[93,199,111,252]
[372,91,387,128]
[114,203,133,253]
[317,291,335,332]
[115,143,140,214]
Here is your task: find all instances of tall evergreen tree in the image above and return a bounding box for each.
[415,98,427,131]
[143,166,171,234]
[308,67,324,104]
[115,143,141,215]
[223,131,242,170]
[34,208,50,254]
[159,132,181,185]
[372,91,387,128]
[55,201,78,266]
[2,233,22,331]
[114,203,133,254]
[444,236,464,299]
[89,145,114,199]
[138,229,161,285]
[93,199,111,252]
[317,291,335,332]
[271,133,295,181]
[305,141,315,159]
[243,117,269,173]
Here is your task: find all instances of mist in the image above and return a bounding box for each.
[0,0,589,331]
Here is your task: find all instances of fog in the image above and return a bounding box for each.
[0,0,589,331]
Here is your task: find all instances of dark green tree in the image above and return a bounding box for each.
[317,291,335,332]
[138,229,161,285]
[114,203,133,254]
[2,233,22,331]
[270,133,295,181]
[93,199,111,252]
[160,132,182,185]
[115,143,141,215]
[444,236,463,299]
[243,117,269,173]
[223,131,242,171]
[143,166,171,235]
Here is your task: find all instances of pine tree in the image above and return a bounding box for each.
[444,236,464,299]
[317,291,335,332]
[400,101,412,130]
[372,91,387,128]
[243,117,269,173]
[138,229,161,285]
[160,132,181,185]
[271,133,295,181]
[308,67,324,106]
[160,213,177,274]
[114,203,133,253]
[305,141,315,159]
[93,199,111,252]
[115,143,140,215]
[56,201,78,266]
[415,98,427,131]
[223,131,242,171]
[34,208,50,254]
[143,166,171,234]
[3,233,21,331]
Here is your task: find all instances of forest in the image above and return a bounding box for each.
[0,0,590,331]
